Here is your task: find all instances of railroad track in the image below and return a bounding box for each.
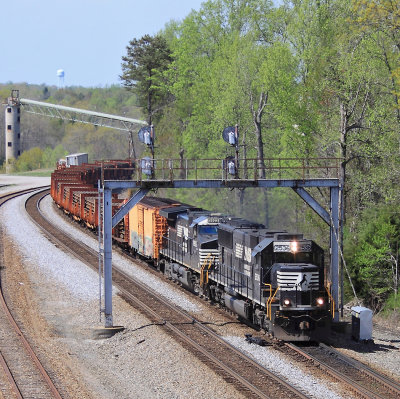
[26,190,311,399]
[0,186,62,399]
[280,342,400,399]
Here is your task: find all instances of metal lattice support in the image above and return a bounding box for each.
[20,98,147,132]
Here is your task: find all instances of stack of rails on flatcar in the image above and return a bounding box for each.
[50,162,332,341]
[51,159,134,239]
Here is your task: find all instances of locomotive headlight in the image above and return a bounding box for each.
[290,241,298,253]
[316,297,325,306]
[283,298,291,306]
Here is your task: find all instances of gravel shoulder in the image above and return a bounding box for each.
[1,177,399,398]
[0,180,245,399]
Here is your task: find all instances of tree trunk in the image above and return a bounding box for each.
[251,91,268,179]
[179,148,185,179]
[147,70,153,125]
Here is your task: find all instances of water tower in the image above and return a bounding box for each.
[57,69,65,88]
[4,90,21,170]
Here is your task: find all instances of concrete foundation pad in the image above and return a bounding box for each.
[92,326,125,340]
[331,321,351,334]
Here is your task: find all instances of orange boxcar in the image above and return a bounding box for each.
[128,197,182,260]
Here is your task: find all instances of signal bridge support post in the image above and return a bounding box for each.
[330,186,339,322]
[103,188,113,327]
[102,187,149,329]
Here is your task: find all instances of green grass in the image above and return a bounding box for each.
[4,169,54,177]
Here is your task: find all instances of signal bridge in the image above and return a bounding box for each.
[104,158,341,327]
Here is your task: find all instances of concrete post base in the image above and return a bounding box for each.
[92,326,125,340]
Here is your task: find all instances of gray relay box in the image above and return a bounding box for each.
[351,306,373,341]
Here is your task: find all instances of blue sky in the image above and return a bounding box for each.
[1,0,281,88]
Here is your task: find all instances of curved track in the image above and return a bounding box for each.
[0,186,63,399]
[27,190,311,399]
[280,342,400,399]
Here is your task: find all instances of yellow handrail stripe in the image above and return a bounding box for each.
[325,284,335,319]
[268,287,279,320]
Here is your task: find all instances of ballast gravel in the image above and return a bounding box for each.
[41,194,201,313]
[0,181,242,398]
[224,336,344,399]
[1,176,397,398]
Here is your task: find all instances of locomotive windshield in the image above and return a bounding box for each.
[198,225,218,235]
[269,240,324,267]
[274,251,315,264]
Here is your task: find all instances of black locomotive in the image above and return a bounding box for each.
[157,205,331,341]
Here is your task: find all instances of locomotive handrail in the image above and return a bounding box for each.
[267,286,280,320]
[325,283,335,319]
[200,253,215,287]
[262,283,272,309]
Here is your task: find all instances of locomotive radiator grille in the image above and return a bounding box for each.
[277,270,319,291]
[199,249,219,266]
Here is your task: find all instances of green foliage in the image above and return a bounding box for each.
[11,145,68,172]
[4,0,400,312]
[42,145,68,168]
[14,147,44,171]
[0,83,142,164]
[346,205,400,311]
[120,34,172,124]
[383,292,400,315]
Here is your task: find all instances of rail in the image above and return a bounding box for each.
[28,191,310,399]
[0,187,62,399]
[284,343,400,399]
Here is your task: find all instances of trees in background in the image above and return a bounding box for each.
[0,83,142,171]
[120,35,172,124]
[8,144,67,172]
[2,0,400,311]
[118,0,400,311]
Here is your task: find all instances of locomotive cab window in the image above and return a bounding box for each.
[274,251,314,264]
[198,225,218,235]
